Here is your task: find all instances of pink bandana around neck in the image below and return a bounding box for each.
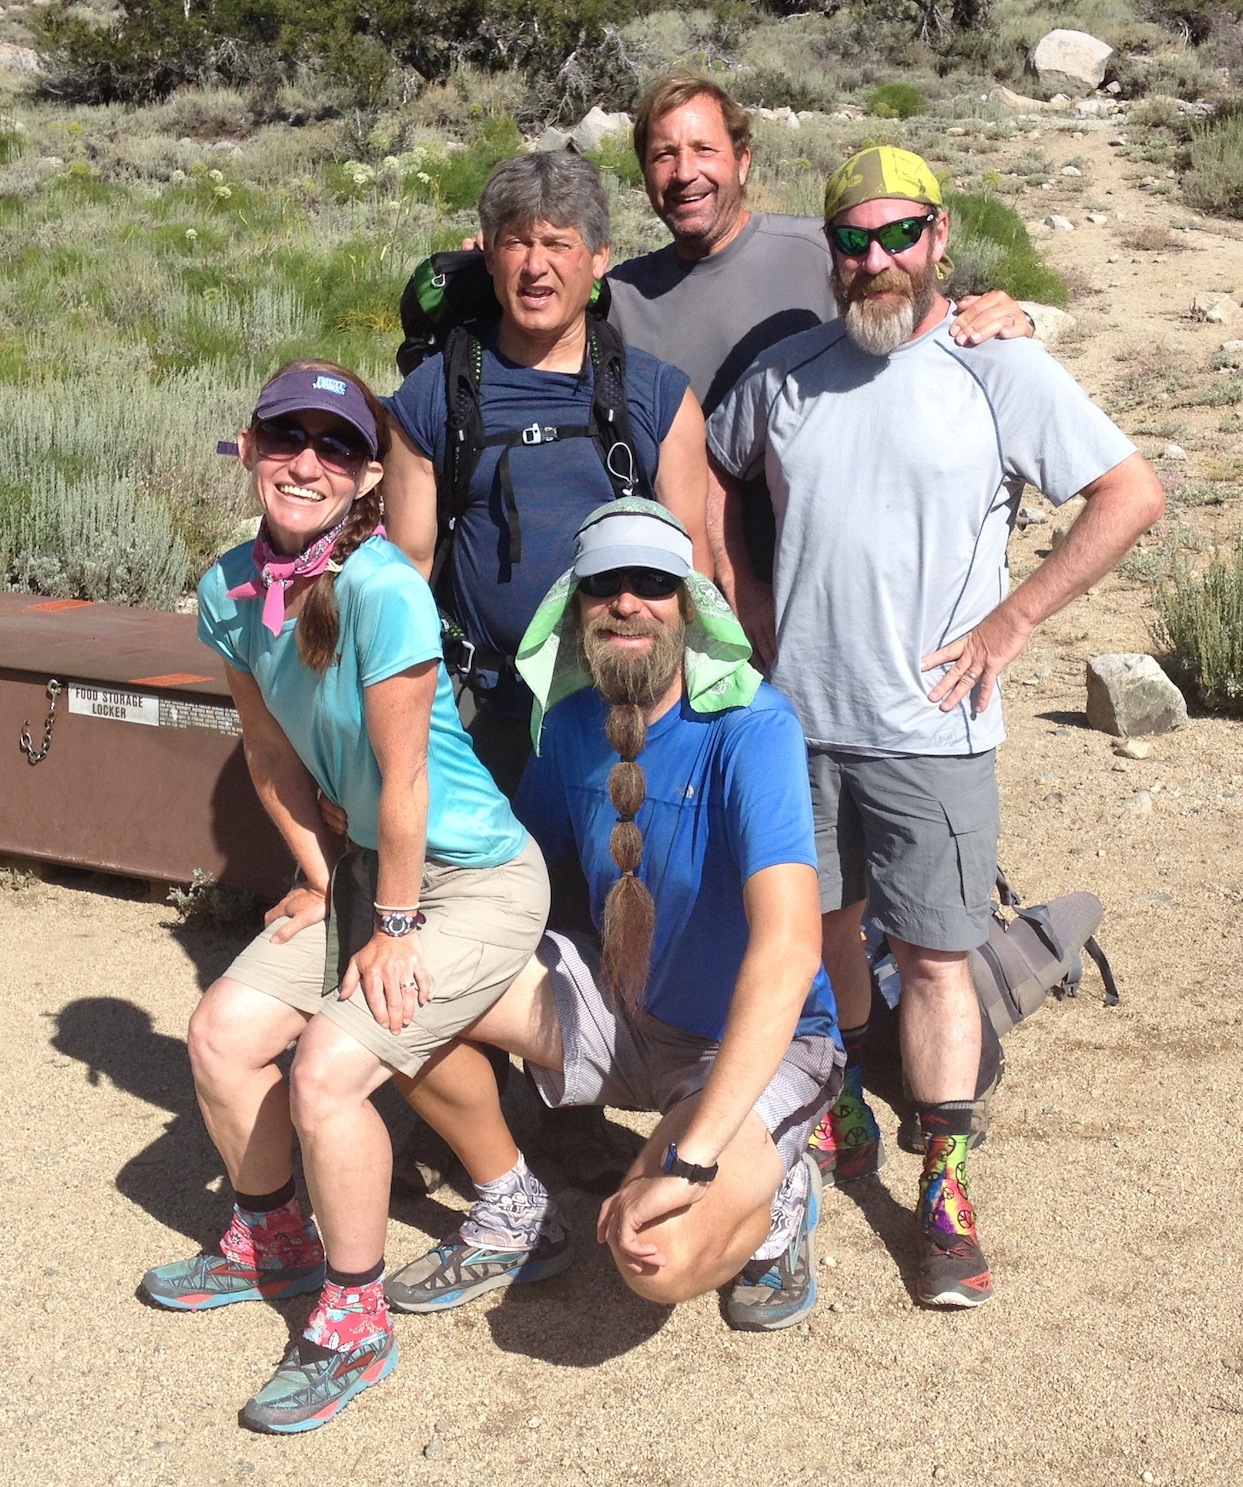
[226,516,356,636]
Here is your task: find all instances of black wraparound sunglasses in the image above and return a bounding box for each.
[826,213,937,258]
[577,567,682,600]
[253,418,370,477]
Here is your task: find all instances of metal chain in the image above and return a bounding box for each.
[19,678,62,765]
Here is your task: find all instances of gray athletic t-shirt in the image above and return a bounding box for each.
[608,212,836,415]
[707,312,1137,756]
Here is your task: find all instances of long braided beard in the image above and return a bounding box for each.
[576,604,686,1011]
[599,703,655,1013]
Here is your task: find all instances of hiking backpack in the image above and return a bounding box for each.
[396,250,649,593]
[868,868,1120,1038]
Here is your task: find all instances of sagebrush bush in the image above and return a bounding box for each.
[8,472,192,609]
[1154,543,1243,713]
[1183,112,1243,215]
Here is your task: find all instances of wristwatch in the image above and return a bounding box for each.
[373,908,425,937]
[659,1142,718,1184]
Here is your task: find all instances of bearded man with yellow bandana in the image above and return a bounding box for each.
[707,146,1164,1308]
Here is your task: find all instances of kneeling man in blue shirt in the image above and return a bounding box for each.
[385,497,842,1330]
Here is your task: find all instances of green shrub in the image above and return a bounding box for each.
[419,116,522,210]
[868,82,926,119]
[1154,542,1243,713]
[1183,110,1243,216]
[945,191,1070,305]
[585,133,645,190]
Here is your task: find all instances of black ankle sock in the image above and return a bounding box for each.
[917,1100,976,1139]
[234,1177,296,1212]
[840,1021,870,1065]
[325,1258,385,1289]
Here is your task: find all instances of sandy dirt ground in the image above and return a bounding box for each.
[6,113,1243,1487]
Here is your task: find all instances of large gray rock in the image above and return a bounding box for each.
[1030,30,1113,98]
[1191,291,1242,326]
[569,107,631,154]
[1020,301,1076,346]
[0,44,40,73]
[533,126,572,153]
[1086,654,1187,737]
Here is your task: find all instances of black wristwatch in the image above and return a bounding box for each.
[659,1142,718,1184]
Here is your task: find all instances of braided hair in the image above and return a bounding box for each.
[251,359,391,674]
[599,702,657,1011]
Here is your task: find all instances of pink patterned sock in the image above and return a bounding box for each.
[303,1278,392,1352]
[219,1196,324,1272]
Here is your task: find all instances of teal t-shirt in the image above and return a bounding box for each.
[197,535,527,867]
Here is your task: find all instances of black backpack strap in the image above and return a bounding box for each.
[995,865,1021,908]
[432,326,485,592]
[1082,935,1121,1007]
[586,319,652,502]
[437,318,649,576]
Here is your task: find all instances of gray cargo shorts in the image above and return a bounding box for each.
[807,749,999,952]
[526,931,843,1172]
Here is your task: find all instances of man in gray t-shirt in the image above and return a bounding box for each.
[708,145,1164,1311]
[607,71,1034,579]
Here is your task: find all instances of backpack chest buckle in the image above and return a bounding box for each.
[520,423,559,445]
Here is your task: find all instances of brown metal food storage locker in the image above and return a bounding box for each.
[0,593,293,898]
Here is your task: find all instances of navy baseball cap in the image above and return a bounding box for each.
[253,366,379,455]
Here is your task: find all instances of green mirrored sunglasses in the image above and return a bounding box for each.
[826,213,937,258]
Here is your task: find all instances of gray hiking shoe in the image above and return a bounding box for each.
[724,1154,822,1332]
[385,1227,572,1313]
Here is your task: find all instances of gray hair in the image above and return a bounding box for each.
[478,152,611,253]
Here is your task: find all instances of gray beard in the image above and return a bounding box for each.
[844,294,917,356]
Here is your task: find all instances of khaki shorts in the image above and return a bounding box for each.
[224,838,549,1077]
[528,932,843,1172]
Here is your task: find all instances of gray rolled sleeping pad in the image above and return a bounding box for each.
[971,876,1119,1038]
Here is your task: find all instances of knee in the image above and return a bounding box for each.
[288,1043,340,1135]
[187,981,249,1084]
[821,902,865,956]
[890,942,971,997]
[607,1233,703,1307]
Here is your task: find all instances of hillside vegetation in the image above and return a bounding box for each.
[1,0,1242,604]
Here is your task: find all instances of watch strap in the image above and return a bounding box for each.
[660,1142,718,1184]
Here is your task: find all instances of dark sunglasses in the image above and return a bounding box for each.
[577,567,681,600]
[826,213,937,258]
[253,418,370,477]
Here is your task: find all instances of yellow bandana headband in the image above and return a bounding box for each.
[823,146,944,222]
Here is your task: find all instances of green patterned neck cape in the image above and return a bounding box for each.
[516,563,763,753]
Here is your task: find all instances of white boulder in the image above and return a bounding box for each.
[1030,30,1113,98]
[570,107,631,155]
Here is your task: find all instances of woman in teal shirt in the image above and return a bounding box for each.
[141,361,549,1435]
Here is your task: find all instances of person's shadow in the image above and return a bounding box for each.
[49,995,226,1252]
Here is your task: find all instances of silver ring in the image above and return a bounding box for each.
[399,980,414,988]
[966,670,980,680]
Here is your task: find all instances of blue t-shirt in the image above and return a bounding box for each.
[197,535,527,867]
[385,333,689,715]
[515,682,839,1043]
